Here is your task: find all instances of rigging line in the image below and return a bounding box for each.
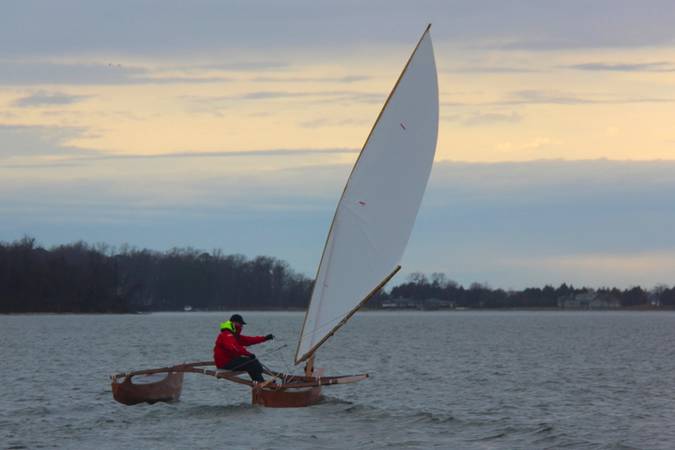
[258,357,288,382]
[269,343,294,378]
[262,343,292,376]
[256,344,292,380]
[259,344,288,357]
[222,345,286,373]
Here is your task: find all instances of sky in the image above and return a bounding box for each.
[2,0,675,289]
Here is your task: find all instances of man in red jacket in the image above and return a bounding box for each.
[213,314,274,382]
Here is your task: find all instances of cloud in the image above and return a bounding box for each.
[0,124,99,158]
[0,60,236,86]
[502,252,675,287]
[229,90,382,103]
[236,91,317,100]
[298,118,369,129]
[251,75,370,83]
[0,60,145,86]
[181,62,290,72]
[443,66,539,74]
[12,91,90,107]
[404,159,675,287]
[507,252,675,274]
[493,137,559,154]
[4,157,675,287]
[88,147,359,161]
[567,62,675,72]
[506,90,593,105]
[444,111,522,126]
[442,90,675,108]
[181,90,384,115]
[2,0,675,58]
[0,146,359,167]
[467,90,675,107]
[131,75,233,84]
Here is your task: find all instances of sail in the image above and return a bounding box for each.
[295,26,439,364]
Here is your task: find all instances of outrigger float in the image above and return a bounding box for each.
[110,24,438,408]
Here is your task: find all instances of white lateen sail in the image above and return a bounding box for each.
[295,26,439,364]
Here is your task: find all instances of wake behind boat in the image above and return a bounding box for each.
[111,24,439,408]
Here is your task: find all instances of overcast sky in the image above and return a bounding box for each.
[2,1,675,288]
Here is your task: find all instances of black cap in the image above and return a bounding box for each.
[230,314,246,325]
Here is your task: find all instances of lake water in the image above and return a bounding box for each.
[1,311,674,449]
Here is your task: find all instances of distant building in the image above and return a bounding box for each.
[647,292,663,307]
[421,298,455,310]
[381,297,419,309]
[380,297,454,310]
[558,291,621,309]
[589,294,621,309]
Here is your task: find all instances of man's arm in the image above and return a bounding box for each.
[225,333,254,356]
[239,334,270,346]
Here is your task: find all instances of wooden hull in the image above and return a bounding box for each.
[251,367,326,407]
[111,372,184,405]
[251,384,322,407]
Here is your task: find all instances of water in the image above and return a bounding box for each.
[1,311,674,449]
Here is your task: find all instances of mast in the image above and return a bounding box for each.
[295,24,438,365]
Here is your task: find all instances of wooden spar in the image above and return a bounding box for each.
[295,25,433,365]
[111,361,213,379]
[304,355,315,377]
[296,265,402,364]
[182,367,254,386]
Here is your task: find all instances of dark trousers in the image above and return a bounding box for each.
[220,356,265,382]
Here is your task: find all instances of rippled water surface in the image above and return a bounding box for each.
[2,311,674,449]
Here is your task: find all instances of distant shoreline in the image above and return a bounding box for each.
[3,238,673,313]
[3,306,674,315]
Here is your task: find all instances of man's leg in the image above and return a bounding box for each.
[222,356,265,382]
[243,358,265,382]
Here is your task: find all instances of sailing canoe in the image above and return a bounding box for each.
[110,24,438,408]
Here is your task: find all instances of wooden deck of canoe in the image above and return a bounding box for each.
[111,361,367,407]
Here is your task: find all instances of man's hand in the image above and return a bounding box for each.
[265,334,274,341]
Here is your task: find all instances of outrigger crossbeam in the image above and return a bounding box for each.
[111,361,368,407]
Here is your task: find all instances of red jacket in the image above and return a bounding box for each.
[213,330,267,368]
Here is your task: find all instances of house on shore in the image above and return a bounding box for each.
[380,297,455,310]
[557,291,621,309]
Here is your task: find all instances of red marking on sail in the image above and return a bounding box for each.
[400,122,406,130]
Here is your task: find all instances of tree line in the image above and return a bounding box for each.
[0,237,311,313]
[383,272,675,309]
[1,237,673,313]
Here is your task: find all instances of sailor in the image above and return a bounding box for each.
[213,314,274,382]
